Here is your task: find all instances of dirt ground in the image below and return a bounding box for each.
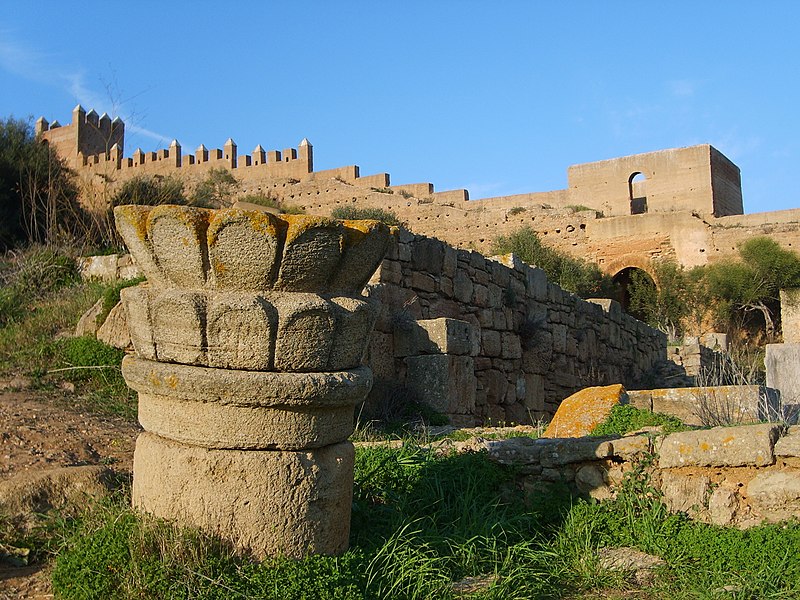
[0,389,141,599]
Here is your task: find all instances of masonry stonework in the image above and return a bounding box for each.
[114,205,390,558]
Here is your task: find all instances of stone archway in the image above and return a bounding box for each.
[612,265,657,320]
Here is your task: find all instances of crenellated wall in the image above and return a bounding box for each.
[39,107,800,285]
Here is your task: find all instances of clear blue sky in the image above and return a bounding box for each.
[2,2,798,214]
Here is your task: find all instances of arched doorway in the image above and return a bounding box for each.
[629,172,647,215]
[612,266,656,321]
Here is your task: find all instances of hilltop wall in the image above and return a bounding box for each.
[38,107,800,281]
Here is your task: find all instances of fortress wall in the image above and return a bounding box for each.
[367,231,667,425]
[710,147,744,217]
[567,145,718,218]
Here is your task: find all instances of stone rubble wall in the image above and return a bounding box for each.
[486,423,800,528]
[365,230,668,426]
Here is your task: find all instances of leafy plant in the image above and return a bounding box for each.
[111,174,187,208]
[331,206,402,226]
[237,192,305,214]
[591,404,686,436]
[492,226,617,298]
[191,167,239,208]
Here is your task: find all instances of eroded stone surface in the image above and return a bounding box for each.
[542,384,625,438]
[658,423,781,468]
[133,433,354,558]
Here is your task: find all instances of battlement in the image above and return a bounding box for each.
[37,105,125,166]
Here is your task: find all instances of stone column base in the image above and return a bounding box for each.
[132,432,354,558]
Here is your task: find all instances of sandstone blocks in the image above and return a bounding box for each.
[115,205,389,558]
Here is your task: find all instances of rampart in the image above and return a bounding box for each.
[364,231,668,425]
[38,107,800,287]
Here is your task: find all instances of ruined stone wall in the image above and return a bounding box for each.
[487,423,800,529]
[364,231,667,425]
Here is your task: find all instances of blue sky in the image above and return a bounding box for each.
[1,2,798,214]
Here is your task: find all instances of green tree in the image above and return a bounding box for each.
[491,226,616,298]
[701,237,800,338]
[0,117,80,249]
[627,260,694,339]
[191,167,238,208]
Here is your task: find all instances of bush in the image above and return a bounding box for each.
[111,174,186,208]
[492,226,617,298]
[331,206,402,226]
[191,167,238,208]
[0,117,81,249]
[0,246,79,326]
[237,193,305,214]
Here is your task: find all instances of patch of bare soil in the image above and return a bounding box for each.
[0,390,141,598]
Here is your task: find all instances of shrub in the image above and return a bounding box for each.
[331,206,402,226]
[237,193,305,214]
[111,174,186,208]
[191,167,238,208]
[492,226,617,298]
[0,117,82,249]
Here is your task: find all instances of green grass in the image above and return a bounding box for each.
[0,245,138,419]
[590,404,687,437]
[50,443,800,599]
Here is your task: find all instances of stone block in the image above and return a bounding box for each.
[123,356,371,450]
[774,428,800,457]
[501,332,522,359]
[542,384,625,438]
[207,292,277,371]
[276,216,344,292]
[366,332,395,379]
[394,317,478,357]
[485,436,539,466]
[575,464,612,500]
[411,237,445,274]
[708,487,738,526]
[482,329,502,357]
[77,254,119,282]
[133,433,354,558]
[611,434,651,461]
[537,438,613,467]
[96,301,131,350]
[404,354,476,415]
[411,271,437,293]
[660,471,710,516]
[453,270,474,304]
[747,471,800,509]
[780,289,800,343]
[658,423,781,468]
[75,298,105,338]
[766,343,800,412]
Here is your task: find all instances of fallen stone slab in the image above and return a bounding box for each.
[658,423,781,468]
[542,384,625,438]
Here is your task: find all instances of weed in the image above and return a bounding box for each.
[507,206,526,216]
[591,404,686,436]
[330,206,402,226]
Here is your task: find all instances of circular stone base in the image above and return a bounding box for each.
[122,356,371,449]
[133,432,354,558]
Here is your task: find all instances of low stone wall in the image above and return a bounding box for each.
[487,423,800,528]
[365,230,668,425]
[627,385,781,427]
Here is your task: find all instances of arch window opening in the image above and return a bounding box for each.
[629,172,648,215]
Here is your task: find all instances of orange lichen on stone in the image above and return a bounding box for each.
[542,384,626,438]
[282,214,340,246]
